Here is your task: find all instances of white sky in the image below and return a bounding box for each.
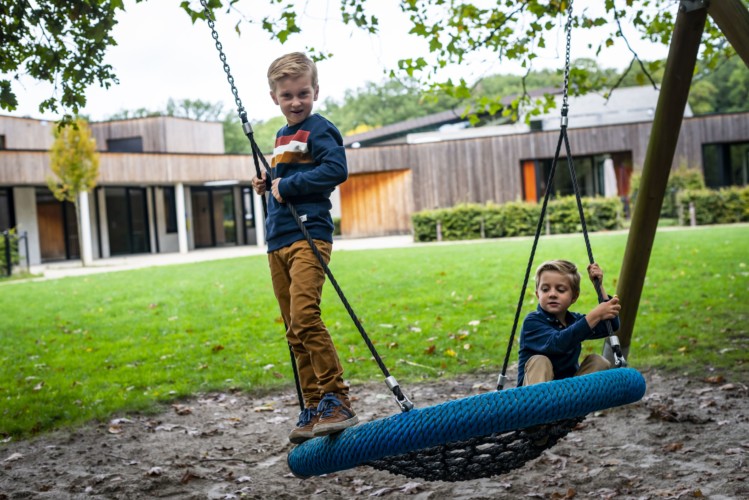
[6,0,672,123]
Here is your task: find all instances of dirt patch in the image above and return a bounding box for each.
[1,369,747,499]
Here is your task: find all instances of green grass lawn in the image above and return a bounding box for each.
[1,224,747,438]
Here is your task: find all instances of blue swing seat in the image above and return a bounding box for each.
[287,367,646,479]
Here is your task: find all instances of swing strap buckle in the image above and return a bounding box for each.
[386,376,414,412]
[609,335,628,368]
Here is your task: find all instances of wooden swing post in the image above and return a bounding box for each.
[613,5,706,357]
[614,0,749,358]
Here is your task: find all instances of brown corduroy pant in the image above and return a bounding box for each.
[268,239,347,409]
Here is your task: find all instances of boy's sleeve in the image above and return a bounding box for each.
[521,314,593,355]
[278,120,348,198]
[588,313,620,339]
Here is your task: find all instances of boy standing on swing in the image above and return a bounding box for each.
[517,260,622,386]
[251,52,356,444]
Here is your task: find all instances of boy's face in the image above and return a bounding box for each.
[270,74,319,127]
[535,270,578,320]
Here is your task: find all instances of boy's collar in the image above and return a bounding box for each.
[536,304,573,324]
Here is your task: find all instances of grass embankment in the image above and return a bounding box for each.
[1,225,747,437]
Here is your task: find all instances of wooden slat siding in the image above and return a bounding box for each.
[0,151,258,185]
[90,117,224,154]
[4,111,749,198]
[0,151,49,185]
[340,170,413,237]
[345,111,749,213]
[0,116,54,150]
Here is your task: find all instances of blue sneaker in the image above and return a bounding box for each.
[313,393,358,437]
[288,407,319,444]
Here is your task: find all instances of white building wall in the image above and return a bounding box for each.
[13,187,40,266]
[154,187,180,253]
[97,188,111,258]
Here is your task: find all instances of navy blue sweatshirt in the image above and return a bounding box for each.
[517,303,620,385]
[265,114,348,252]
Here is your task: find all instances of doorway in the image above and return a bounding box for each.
[339,170,413,237]
[191,187,237,248]
[35,188,79,261]
[105,187,150,256]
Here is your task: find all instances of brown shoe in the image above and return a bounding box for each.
[313,393,358,437]
[288,408,319,444]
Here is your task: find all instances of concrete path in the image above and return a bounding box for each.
[22,235,416,281]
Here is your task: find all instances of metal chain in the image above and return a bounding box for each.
[196,0,413,411]
[562,0,574,109]
[199,0,246,119]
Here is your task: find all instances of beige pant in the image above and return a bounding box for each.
[523,354,611,386]
[268,239,347,408]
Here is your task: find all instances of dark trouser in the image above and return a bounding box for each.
[268,239,347,409]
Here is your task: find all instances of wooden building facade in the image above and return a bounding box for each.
[0,115,263,266]
[341,112,749,237]
[1,110,748,264]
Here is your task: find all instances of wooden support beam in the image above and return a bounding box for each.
[708,0,749,67]
[612,7,707,358]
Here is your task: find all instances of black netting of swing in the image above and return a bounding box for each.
[366,418,583,482]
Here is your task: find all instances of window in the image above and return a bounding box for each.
[0,135,6,150]
[105,187,150,255]
[0,188,14,230]
[163,187,178,233]
[522,153,631,202]
[242,187,255,229]
[703,142,749,188]
[107,137,143,152]
[537,156,600,199]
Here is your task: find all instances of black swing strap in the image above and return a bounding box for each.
[199,0,413,413]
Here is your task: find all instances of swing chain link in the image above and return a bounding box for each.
[199,0,248,123]
[561,0,574,127]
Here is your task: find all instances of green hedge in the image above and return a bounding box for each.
[630,167,705,218]
[677,186,749,225]
[412,196,623,242]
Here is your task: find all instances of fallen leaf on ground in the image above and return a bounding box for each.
[172,404,193,415]
[180,470,200,484]
[400,482,423,494]
[4,453,23,462]
[146,467,163,476]
[663,442,684,453]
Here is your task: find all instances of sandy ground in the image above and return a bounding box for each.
[1,368,747,499]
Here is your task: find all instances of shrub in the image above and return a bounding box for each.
[501,201,541,237]
[441,204,484,241]
[411,197,623,242]
[677,185,749,225]
[0,229,21,277]
[630,166,705,218]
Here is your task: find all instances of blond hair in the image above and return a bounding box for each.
[535,260,581,296]
[267,52,318,91]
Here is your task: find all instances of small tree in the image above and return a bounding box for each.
[47,118,100,265]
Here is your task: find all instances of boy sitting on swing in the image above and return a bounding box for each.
[518,260,621,386]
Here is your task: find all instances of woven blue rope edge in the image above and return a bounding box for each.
[287,367,646,478]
